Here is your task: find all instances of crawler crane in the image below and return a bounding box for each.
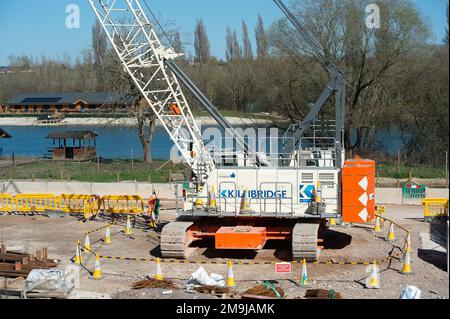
[88,0,376,260]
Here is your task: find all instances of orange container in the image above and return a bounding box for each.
[341,157,376,223]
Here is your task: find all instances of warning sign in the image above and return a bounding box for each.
[275,262,292,274]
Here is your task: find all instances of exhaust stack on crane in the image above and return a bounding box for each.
[87,0,376,260]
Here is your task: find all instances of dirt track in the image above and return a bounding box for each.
[0,205,448,299]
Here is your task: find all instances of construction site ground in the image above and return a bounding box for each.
[0,204,448,299]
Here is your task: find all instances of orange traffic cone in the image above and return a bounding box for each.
[226,260,236,287]
[92,253,102,280]
[74,240,82,265]
[155,258,164,281]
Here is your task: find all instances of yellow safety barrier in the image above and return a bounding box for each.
[59,194,93,214]
[102,195,145,215]
[0,194,14,212]
[13,194,60,213]
[423,198,449,220]
[83,195,102,220]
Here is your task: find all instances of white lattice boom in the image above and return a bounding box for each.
[88,0,214,181]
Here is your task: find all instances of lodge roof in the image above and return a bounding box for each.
[6,92,135,106]
[46,131,98,140]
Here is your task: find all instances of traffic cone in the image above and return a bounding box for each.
[406,232,412,253]
[330,218,336,227]
[402,250,412,275]
[315,182,322,203]
[154,258,164,281]
[240,189,254,214]
[125,215,132,235]
[74,241,82,265]
[149,210,157,229]
[92,253,103,280]
[388,222,395,241]
[299,259,310,287]
[194,194,204,209]
[104,224,112,245]
[226,260,236,287]
[373,217,382,233]
[208,185,218,210]
[84,234,91,252]
[365,260,380,289]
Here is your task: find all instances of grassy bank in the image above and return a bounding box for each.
[1,158,446,183]
[0,159,187,183]
[377,162,446,179]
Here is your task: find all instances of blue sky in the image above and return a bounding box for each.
[0,0,447,66]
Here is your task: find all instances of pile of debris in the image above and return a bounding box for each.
[132,278,177,290]
[304,289,342,299]
[241,281,286,299]
[0,244,58,278]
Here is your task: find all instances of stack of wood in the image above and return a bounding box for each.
[0,244,58,278]
[132,278,177,290]
[304,289,342,299]
[241,284,286,299]
[193,285,236,298]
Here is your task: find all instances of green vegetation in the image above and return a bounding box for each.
[0,160,188,183]
[1,159,446,183]
[377,163,446,179]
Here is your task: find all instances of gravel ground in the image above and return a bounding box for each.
[0,205,448,299]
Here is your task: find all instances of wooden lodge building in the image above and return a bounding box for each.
[46,131,98,161]
[3,92,134,114]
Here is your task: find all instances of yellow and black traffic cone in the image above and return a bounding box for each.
[104,224,112,245]
[74,240,82,265]
[226,260,236,287]
[154,258,164,281]
[92,253,103,280]
[125,215,132,236]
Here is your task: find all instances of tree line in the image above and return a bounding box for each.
[0,0,448,164]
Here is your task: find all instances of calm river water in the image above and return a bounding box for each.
[0,125,404,160]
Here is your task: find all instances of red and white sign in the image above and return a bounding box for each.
[275,262,292,274]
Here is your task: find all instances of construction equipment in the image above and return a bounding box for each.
[87,0,376,261]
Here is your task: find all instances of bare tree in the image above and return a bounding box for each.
[269,0,431,150]
[92,20,108,90]
[242,20,254,60]
[194,19,210,64]
[255,14,269,59]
